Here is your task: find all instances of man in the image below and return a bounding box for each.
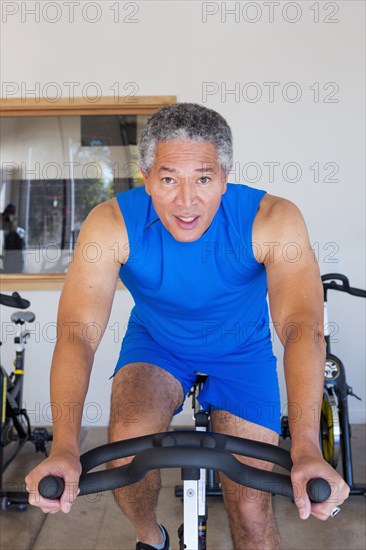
[26,103,349,549]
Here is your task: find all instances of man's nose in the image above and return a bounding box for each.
[176,183,196,208]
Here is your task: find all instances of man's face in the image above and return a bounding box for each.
[143,140,228,242]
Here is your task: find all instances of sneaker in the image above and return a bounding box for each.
[135,524,170,550]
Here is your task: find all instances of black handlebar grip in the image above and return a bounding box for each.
[307,478,332,503]
[12,291,31,309]
[38,475,65,500]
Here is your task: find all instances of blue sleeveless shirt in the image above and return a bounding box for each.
[116,183,274,364]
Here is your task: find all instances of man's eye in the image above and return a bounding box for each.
[199,177,210,184]
[162,177,174,184]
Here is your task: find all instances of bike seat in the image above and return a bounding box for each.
[194,372,208,384]
[10,311,36,324]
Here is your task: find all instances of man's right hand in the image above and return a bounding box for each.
[25,450,81,514]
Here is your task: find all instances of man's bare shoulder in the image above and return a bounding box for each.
[255,193,305,233]
[253,193,308,263]
[81,198,126,238]
[76,198,129,264]
[85,197,124,226]
[257,193,302,221]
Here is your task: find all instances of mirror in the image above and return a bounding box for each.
[0,96,176,288]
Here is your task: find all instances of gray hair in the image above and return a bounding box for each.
[138,103,233,174]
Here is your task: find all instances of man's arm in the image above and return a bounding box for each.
[26,198,128,513]
[253,194,349,520]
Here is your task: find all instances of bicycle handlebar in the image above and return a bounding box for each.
[38,431,332,504]
[0,291,30,309]
[322,273,366,299]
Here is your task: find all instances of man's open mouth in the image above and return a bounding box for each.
[175,216,199,229]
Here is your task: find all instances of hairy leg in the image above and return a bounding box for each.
[211,410,281,550]
[108,362,183,544]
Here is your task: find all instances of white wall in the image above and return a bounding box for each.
[1,1,365,426]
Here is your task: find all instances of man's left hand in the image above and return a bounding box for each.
[291,453,350,520]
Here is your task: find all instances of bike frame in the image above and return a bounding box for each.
[183,375,209,549]
[175,374,222,548]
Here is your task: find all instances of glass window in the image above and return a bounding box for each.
[0,114,148,274]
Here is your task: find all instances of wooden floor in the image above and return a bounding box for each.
[1,425,365,550]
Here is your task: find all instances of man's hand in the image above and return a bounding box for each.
[25,450,81,514]
[291,452,350,520]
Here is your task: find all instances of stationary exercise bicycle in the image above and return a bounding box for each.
[320,273,365,495]
[0,292,52,510]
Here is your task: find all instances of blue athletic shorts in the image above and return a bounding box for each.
[112,320,281,434]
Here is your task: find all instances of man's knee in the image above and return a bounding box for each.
[109,362,184,441]
[223,479,272,513]
[221,478,274,531]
